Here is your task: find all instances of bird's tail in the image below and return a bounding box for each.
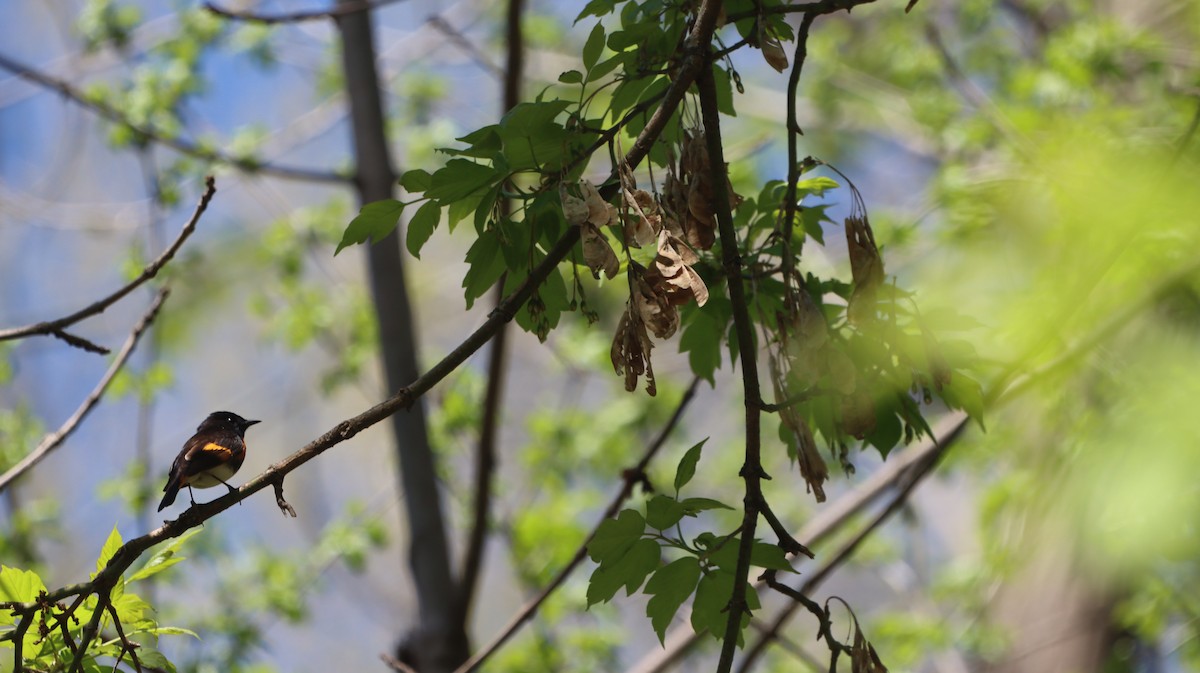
[158,479,180,511]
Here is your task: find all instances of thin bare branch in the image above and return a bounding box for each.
[452,378,701,673]
[428,15,503,78]
[780,12,818,294]
[737,418,965,672]
[0,288,170,494]
[0,53,347,185]
[727,0,883,22]
[204,0,408,24]
[459,0,525,621]
[0,178,212,346]
[623,413,967,673]
[924,21,1030,153]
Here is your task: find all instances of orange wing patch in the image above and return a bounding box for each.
[199,442,234,461]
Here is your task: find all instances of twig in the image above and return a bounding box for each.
[381,652,421,673]
[0,53,347,185]
[736,419,963,672]
[759,386,825,412]
[0,178,212,346]
[698,60,766,673]
[727,0,884,22]
[923,21,1029,153]
[273,480,297,518]
[428,15,503,78]
[780,12,817,294]
[623,413,967,673]
[458,0,525,621]
[105,603,143,673]
[204,0,408,24]
[762,571,851,662]
[0,288,170,494]
[451,378,701,673]
[69,588,110,673]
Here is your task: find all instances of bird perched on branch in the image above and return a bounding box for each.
[158,411,260,511]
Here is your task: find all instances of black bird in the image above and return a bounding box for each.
[158,411,260,511]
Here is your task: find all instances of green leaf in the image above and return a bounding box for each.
[0,565,46,604]
[426,159,501,202]
[673,438,707,493]
[496,101,575,171]
[679,497,734,513]
[399,169,432,193]
[558,69,583,84]
[576,0,614,22]
[587,509,646,566]
[446,126,503,160]
[646,495,688,531]
[148,625,200,638]
[587,538,659,605]
[941,373,986,429]
[800,203,832,245]
[750,542,795,572]
[128,529,201,583]
[96,524,123,575]
[335,199,404,255]
[582,22,606,72]
[795,176,839,196]
[866,400,903,458]
[136,646,179,673]
[461,229,507,308]
[645,557,702,643]
[711,66,737,117]
[680,310,723,384]
[111,592,151,623]
[691,570,760,644]
[406,200,441,259]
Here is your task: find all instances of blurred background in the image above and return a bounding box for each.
[2,0,1199,672]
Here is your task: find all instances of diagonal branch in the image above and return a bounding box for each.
[0,53,347,185]
[0,288,170,494]
[204,0,409,24]
[451,377,701,673]
[0,177,212,347]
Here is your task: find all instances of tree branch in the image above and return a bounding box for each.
[780,12,817,294]
[727,0,883,22]
[0,177,212,347]
[0,53,347,185]
[458,0,525,623]
[0,288,170,494]
[452,377,701,673]
[5,0,728,666]
[697,60,768,673]
[203,0,408,24]
[737,417,965,672]
[622,412,967,673]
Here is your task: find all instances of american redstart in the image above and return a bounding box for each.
[158,411,260,511]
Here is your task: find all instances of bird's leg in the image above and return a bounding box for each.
[187,485,197,507]
[216,477,242,505]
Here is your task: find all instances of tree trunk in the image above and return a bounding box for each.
[335,5,468,671]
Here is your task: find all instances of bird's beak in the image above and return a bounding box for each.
[245,419,262,428]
